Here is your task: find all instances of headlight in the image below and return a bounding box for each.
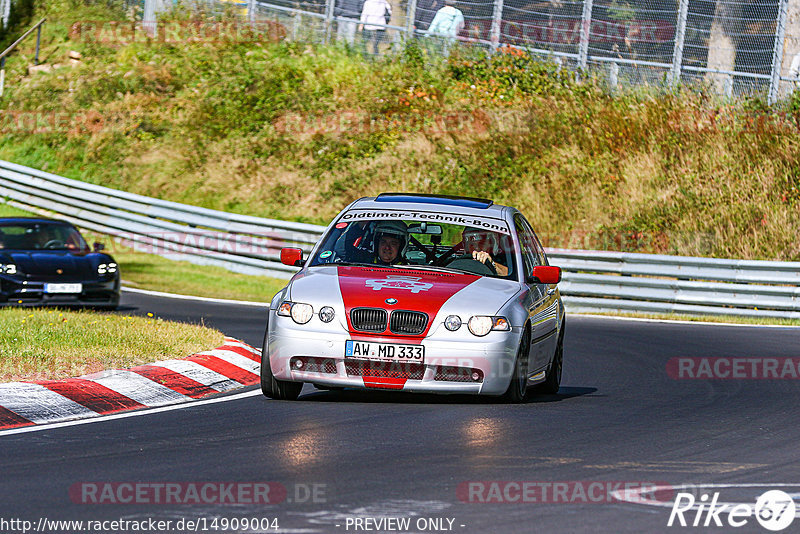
[468,316,510,336]
[444,315,462,331]
[277,301,314,324]
[98,263,117,274]
[2,264,17,275]
[319,306,335,323]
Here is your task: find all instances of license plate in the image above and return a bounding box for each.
[44,283,82,294]
[345,340,424,363]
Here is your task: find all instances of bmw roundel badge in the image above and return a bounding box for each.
[385,298,398,305]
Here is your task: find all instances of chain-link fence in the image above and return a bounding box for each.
[146,0,800,102]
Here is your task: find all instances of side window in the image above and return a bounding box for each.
[522,215,549,267]
[514,214,541,281]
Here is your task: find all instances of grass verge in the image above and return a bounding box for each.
[0,308,225,381]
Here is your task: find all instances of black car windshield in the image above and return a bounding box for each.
[309,218,517,279]
[0,222,89,251]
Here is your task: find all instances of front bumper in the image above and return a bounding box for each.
[0,276,120,307]
[268,310,521,396]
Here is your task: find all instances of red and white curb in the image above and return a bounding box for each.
[0,337,262,430]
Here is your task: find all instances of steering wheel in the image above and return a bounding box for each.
[445,254,497,276]
[43,239,66,249]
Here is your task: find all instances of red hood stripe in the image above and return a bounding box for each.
[337,266,479,341]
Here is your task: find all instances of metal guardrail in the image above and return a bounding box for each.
[549,250,800,319]
[0,159,798,318]
[0,159,325,278]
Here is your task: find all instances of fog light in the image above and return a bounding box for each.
[319,306,335,323]
[444,315,462,331]
[471,371,481,382]
[294,359,304,369]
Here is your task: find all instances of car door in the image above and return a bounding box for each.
[514,214,559,372]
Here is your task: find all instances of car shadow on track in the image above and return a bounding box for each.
[297,386,597,405]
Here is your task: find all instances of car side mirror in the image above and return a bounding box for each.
[93,242,105,252]
[528,265,561,284]
[280,247,303,267]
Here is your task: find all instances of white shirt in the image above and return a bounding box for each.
[360,0,391,31]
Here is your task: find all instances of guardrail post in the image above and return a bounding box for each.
[0,57,5,98]
[769,0,789,104]
[670,0,689,87]
[578,0,593,70]
[324,0,334,43]
[406,0,418,38]
[724,74,733,98]
[247,0,256,23]
[490,0,504,51]
[34,25,41,65]
[609,61,618,89]
[1,0,9,27]
[143,0,157,36]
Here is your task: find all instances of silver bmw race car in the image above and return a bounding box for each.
[260,193,564,402]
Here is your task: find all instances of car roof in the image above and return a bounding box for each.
[350,193,511,220]
[0,217,72,225]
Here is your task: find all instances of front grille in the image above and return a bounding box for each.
[350,308,388,332]
[290,356,337,374]
[345,360,425,380]
[434,366,484,383]
[389,311,428,335]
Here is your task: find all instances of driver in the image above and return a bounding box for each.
[462,227,509,276]
[37,226,60,249]
[373,220,408,265]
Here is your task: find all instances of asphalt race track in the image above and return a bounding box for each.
[1,290,799,533]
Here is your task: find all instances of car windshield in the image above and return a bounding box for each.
[0,222,89,251]
[309,217,517,279]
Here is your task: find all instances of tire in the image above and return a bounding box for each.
[259,325,303,401]
[538,321,564,395]
[501,328,530,403]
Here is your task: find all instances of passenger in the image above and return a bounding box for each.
[462,227,508,276]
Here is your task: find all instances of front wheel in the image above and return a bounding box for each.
[260,327,302,400]
[537,322,564,395]
[500,329,530,403]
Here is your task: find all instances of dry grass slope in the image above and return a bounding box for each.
[0,0,799,260]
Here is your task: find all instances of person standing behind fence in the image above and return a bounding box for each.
[414,0,441,33]
[426,0,464,55]
[335,0,364,46]
[358,0,391,55]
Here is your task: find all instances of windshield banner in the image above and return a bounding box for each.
[338,210,511,235]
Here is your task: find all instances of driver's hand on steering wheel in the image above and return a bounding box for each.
[471,250,492,266]
[471,250,509,276]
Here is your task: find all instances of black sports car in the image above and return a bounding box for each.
[0,218,120,308]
